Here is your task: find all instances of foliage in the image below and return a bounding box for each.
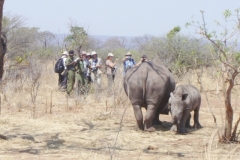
[187,8,240,142]
[168,35,210,76]
[167,26,181,39]
[132,31,210,77]
[1,14,59,76]
[64,26,88,53]
[38,31,55,49]
[234,52,240,64]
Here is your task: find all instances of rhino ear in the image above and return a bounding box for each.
[182,94,188,101]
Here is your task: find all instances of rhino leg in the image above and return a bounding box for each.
[144,104,156,132]
[133,105,144,131]
[193,106,202,129]
[178,110,190,133]
[178,126,187,134]
[185,113,192,128]
[152,113,162,125]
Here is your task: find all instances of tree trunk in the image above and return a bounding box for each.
[223,74,234,141]
[0,0,5,80]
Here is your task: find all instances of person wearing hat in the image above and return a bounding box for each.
[58,51,68,91]
[76,52,88,95]
[122,52,136,74]
[65,50,77,96]
[88,51,102,88]
[81,51,89,76]
[136,54,148,66]
[106,53,118,95]
[85,52,92,83]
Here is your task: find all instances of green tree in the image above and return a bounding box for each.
[167,26,181,39]
[64,26,88,53]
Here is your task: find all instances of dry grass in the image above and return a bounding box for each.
[0,62,240,160]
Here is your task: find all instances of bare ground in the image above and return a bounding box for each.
[0,66,240,160]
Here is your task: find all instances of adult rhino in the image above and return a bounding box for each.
[123,58,175,132]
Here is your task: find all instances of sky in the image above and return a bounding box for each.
[3,0,240,37]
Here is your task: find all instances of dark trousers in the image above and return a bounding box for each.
[67,70,75,95]
[76,73,87,95]
[87,76,92,84]
[58,73,67,90]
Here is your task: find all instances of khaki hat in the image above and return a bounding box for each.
[86,52,91,56]
[108,53,114,57]
[125,52,132,56]
[62,51,68,55]
[91,51,97,55]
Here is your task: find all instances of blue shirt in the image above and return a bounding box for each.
[123,58,136,73]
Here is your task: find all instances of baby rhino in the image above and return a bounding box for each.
[168,84,201,133]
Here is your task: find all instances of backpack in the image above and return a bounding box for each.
[54,58,64,73]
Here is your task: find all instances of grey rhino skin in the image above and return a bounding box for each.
[168,84,202,133]
[123,58,175,132]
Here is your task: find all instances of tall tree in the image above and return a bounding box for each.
[0,0,5,80]
[38,31,55,49]
[187,9,240,142]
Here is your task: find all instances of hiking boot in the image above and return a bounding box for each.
[66,92,74,98]
[60,88,66,92]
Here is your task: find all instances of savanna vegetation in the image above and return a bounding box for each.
[0,3,240,159]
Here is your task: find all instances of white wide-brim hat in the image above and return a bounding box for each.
[91,51,97,55]
[62,51,68,55]
[108,53,114,57]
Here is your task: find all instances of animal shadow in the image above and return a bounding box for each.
[154,121,172,131]
[175,126,203,135]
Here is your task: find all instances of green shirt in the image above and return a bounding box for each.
[77,60,84,74]
[65,56,75,70]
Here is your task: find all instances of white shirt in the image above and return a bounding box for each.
[61,55,67,69]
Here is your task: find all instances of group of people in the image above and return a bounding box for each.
[58,50,102,96]
[57,50,148,96]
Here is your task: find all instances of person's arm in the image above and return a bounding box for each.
[96,58,102,68]
[132,59,136,66]
[136,58,143,66]
[63,58,67,69]
[136,58,148,66]
[122,57,127,62]
[107,59,118,68]
[88,59,92,69]
[66,59,73,67]
[65,58,70,67]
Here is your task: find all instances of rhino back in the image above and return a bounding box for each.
[177,84,201,110]
[124,58,175,107]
